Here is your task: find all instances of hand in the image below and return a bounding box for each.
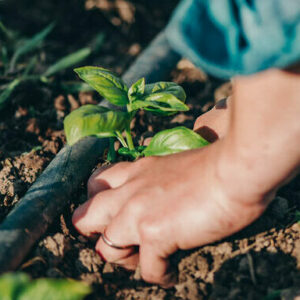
[72,143,266,287]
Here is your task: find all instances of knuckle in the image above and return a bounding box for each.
[87,175,96,192]
[193,115,205,129]
[134,156,159,170]
[123,196,144,217]
[141,271,160,284]
[114,161,131,171]
[138,219,161,242]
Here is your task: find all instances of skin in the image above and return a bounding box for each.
[72,68,300,287]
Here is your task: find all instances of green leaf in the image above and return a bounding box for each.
[0,273,90,300]
[44,48,91,77]
[129,92,189,114]
[74,66,129,106]
[10,23,55,71]
[0,21,15,40]
[90,33,105,53]
[144,82,186,102]
[0,79,21,110]
[60,81,94,93]
[1,46,9,70]
[23,56,38,76]
[128,78,145,102]
[0,273,29,300]
[19,278,90,300]
[64,104,130,145]
[129,81,188,115]
[143,126,209,157]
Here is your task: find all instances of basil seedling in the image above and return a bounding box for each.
[64,66,209,160]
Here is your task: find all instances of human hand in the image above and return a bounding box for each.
[72,143,267,287]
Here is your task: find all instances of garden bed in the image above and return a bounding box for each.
[0,1,299,299]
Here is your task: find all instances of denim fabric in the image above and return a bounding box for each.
[166,0,300,78]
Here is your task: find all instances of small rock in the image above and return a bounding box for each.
[67,94,80,111]
[80,272,102,285]
[175,276,202,300]
[77,248,103,273]
[26,118,40,135]
[39,233,71,265]
[128,43,141,56]
[54,95,66,111]
[103,262,114,274]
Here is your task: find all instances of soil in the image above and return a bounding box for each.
[0,1,299,299]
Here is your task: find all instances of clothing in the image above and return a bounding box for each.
[166,0,300,78]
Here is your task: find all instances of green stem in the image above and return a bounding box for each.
[125,126,135,151]
[107,138,116,162]
[115,131,128,148]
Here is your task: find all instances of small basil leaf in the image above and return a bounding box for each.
[143,126,209,157]
[130,92,189,114]
[144,82,186,102]
[128,78,145,102]
[64,104,130,145]
[118,146,145,160]
[74,66,129,106]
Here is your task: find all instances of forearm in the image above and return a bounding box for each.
[219,69,300,202]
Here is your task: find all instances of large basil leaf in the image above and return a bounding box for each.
[143,126,209,157]
[0,273,90,300]
[64,104,130,145]
[74,66,129,106]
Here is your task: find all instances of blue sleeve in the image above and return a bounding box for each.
[166,0,300,79]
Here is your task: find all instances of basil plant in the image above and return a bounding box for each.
[64,66,209,160]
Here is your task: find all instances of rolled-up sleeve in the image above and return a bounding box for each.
[166,0,300,78]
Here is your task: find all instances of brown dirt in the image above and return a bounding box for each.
[0,1,300,299]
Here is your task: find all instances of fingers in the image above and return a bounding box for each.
[73,162,134,236]
[95,207,178,286]
[72,187,128,237]
[140,243,177,287]
[193,97,231,142]
[96,235,139,270]
[88,162,131,198]
[94,202,140,268]
[138,220,178,287]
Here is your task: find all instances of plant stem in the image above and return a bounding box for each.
[107,138,116,162]
[125,126,135,150]
[115,131,128,148]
